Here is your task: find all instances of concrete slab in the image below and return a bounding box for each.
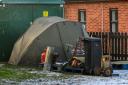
[112,61,128,64]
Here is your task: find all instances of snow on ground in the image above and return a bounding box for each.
[1,70,128,85]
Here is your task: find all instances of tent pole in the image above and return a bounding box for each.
[56,24,67,60]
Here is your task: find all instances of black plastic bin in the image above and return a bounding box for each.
[83,37,102,73]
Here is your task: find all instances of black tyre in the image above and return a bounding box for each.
[94,67,101,76]
[103,67,112,77]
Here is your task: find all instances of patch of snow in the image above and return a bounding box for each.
[29,71,62,77]
[46,72,62,77]
[0,79,18,85]
[1,70,128,85]
[20,70,128,85]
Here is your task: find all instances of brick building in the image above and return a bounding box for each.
[64,0,128,32]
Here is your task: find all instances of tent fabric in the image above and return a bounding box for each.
[8,16,88,66]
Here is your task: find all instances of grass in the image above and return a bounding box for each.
[0,64,74,82]
[0,64,47,81]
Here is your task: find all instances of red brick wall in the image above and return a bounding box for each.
[64,2,128,32]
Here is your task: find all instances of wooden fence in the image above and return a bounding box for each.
[88,32,128,61]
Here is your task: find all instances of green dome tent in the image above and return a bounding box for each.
[8,17,88,65]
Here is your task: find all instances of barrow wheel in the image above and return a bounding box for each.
[94,67,101,76]
[103,67,112,77]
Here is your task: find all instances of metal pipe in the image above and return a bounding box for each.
[101,2,104,56]
[60,0,64,18]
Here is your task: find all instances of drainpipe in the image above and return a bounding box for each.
[60,0,64,18]
[101,2,104,56]
[101,3,104,33]
[101,2,110,56]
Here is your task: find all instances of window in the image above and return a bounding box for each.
[78,9,86,29]
[110,9,118,32]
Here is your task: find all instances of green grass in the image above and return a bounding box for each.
[0,64,74,81]
[0,64,46,81]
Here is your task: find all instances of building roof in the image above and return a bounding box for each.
[1,0,64,4]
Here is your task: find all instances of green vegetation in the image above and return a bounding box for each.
[0,64,73,82]
[0,64,46,81]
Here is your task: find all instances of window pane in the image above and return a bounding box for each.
[112,11,116,21]
[78,10,86,30]
[110,8,118,32]
[112,23,116,32]
[78,10,85,23]
[80,11,85,22]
